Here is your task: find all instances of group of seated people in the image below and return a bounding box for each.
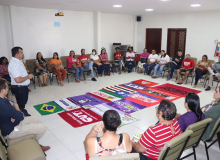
[138,48,220,91]
[84,89,220,160]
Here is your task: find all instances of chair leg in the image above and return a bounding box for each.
[56,76,59,85]
[67,73,70,83]
[191,77,194,86]
[193,146,197,160]
[203,141,210,160]
[49,74,52,85]
[216,82,219,90]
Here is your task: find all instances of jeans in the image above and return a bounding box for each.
[169,62,180,78]
[2,75,11,82]
[69,66,84,80]
[83,61,94,78]
[93,63,104,75]
[103,64,110,73]
[126,61,135,71]
[154,64,168,76]
[115,60,124,70]
[195,68,207,85]
[143,63,156,75]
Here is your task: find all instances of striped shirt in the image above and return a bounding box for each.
[139,119,181,159]
[8,57,30,86]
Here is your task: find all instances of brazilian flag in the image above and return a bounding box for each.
[34,101,64,116]
[99,89,125,99]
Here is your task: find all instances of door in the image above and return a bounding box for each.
[167,28,187,57]
[145,29,162,54]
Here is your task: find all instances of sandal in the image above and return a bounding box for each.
[44,83,47,86]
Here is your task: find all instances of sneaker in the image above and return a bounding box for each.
[76,80,80,83]
[166,77,172,81]
[205,86,211,91]
[92,78,97,81]
[80,78,84,81]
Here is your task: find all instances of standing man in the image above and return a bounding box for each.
[125,47,135,73]
[78,49,97,81]
[8,47,33,116]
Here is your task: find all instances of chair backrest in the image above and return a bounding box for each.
[191,57,197,66]
[209,60,215,65]
[44,58,53,72]
[184,118,212,150]
[208,116,220,141]
[158,130,193,160]
[60,56,68,69]
[25,59,36,74]
[0,130,7,160]
[89,153,139,160]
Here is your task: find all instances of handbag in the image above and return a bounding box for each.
[73,62,82,68]
[55,64,64,70]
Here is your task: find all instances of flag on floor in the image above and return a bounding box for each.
[125,92,161,107]
[120,114,139,127]
[87,91,121,103]
[107,99,146,114]
[34,101,64,115]
[151,83,201,97]
[119,82,149,91]
[138,88,181,101]
[110,85,137,93]
[54,98,81,111]
[99,89,125,99]
[113,91,133,97]
[102,86,121,92]
[58,108,102,128]
[132,79,159,87]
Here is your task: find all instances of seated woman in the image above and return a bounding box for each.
[35,52,49,87]
[138,48,149,74]
[100,49,111,76]
[50,52,67,86]
[132,100,181,160]
[84,110,132,159]
[114,47,128,74]
[67,50,84,83]
[0,57,11,82]
[193,55,211,88]
[201,86,220,141]
[176,93,205,132]
[90,49,104,76]
[152,50,170,78]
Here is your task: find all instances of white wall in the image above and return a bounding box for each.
[9,5,95,59]
[137,10,220,61]
[0,5,13,59]
[101,13,134,60]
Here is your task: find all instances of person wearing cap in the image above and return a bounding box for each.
[125,47,135,73]
[114,47,128,74]
[205,57,220,91]
[176,54,195,84]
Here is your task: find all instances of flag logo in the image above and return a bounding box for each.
[40,104,56,113]
[125,105,134,110]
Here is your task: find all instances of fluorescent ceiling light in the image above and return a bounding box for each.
[160,0,170,1]
[191,4,201,7]
[145,9,154,11]
[113,5,122,8]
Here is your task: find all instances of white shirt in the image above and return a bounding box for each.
[90,54,99,61]
[8,57,30,85]
[157,55,170,64]
[148,54,158,63]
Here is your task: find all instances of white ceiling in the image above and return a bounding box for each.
[1,0,220,15]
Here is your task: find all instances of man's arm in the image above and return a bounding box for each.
[14,74,33,83]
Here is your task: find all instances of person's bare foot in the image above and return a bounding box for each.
[124,67,128,71]
[193,85,196,88]
[60,81,64,86]
[40,145,50,151]
[44,83,47,86]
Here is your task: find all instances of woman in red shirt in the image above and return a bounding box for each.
[132,100,181,160]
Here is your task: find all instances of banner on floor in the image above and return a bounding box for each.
[120,82,149,91]
[113,91,133,97]
[151,83,201,97]
[34,101,64,115]
[68,94,106,108]
[138,88,181,101]
[132,79,159,87]
[58,108,102,128]
[103,85,136,93]
[54,98,81,111]
[99,89,125,99]
[87,91,121,103]
[107,99,146,114]
[125,92,160,107]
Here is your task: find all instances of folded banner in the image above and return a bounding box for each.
[114,91,132,97]
[132,79,158,87]
[54,98,81,111]
[68,94,106,108]
[120,82,149,91]
[87,91,121,103]
[58,108,102,128]
[125,92,160,107]
[107,99,146,114]
[151,83,201,97]
[138,88,180,101]
[34,101,64,115]
[99,89,125,99]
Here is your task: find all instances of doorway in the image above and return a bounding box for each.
[145,28,162,54]
[167,28,187,57]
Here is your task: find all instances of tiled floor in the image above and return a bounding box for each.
[9,72,220,160]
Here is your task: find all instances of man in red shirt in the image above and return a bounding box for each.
[78,49,97,81]
[176,54,195,84]
[114,47,128,74]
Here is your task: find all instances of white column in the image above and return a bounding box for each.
[133,16,137,52]
[94,12,101,54]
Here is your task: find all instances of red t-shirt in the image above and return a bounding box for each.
[78,55,89,65]
[182,59,195,70]
[139,119,181,159]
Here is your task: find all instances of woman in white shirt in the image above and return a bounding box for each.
[152,50,170,78]
[90,49,104,76]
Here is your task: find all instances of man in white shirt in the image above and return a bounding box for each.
[8,47,33,116]
[125,47,135,73]
[143,49,158,75]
